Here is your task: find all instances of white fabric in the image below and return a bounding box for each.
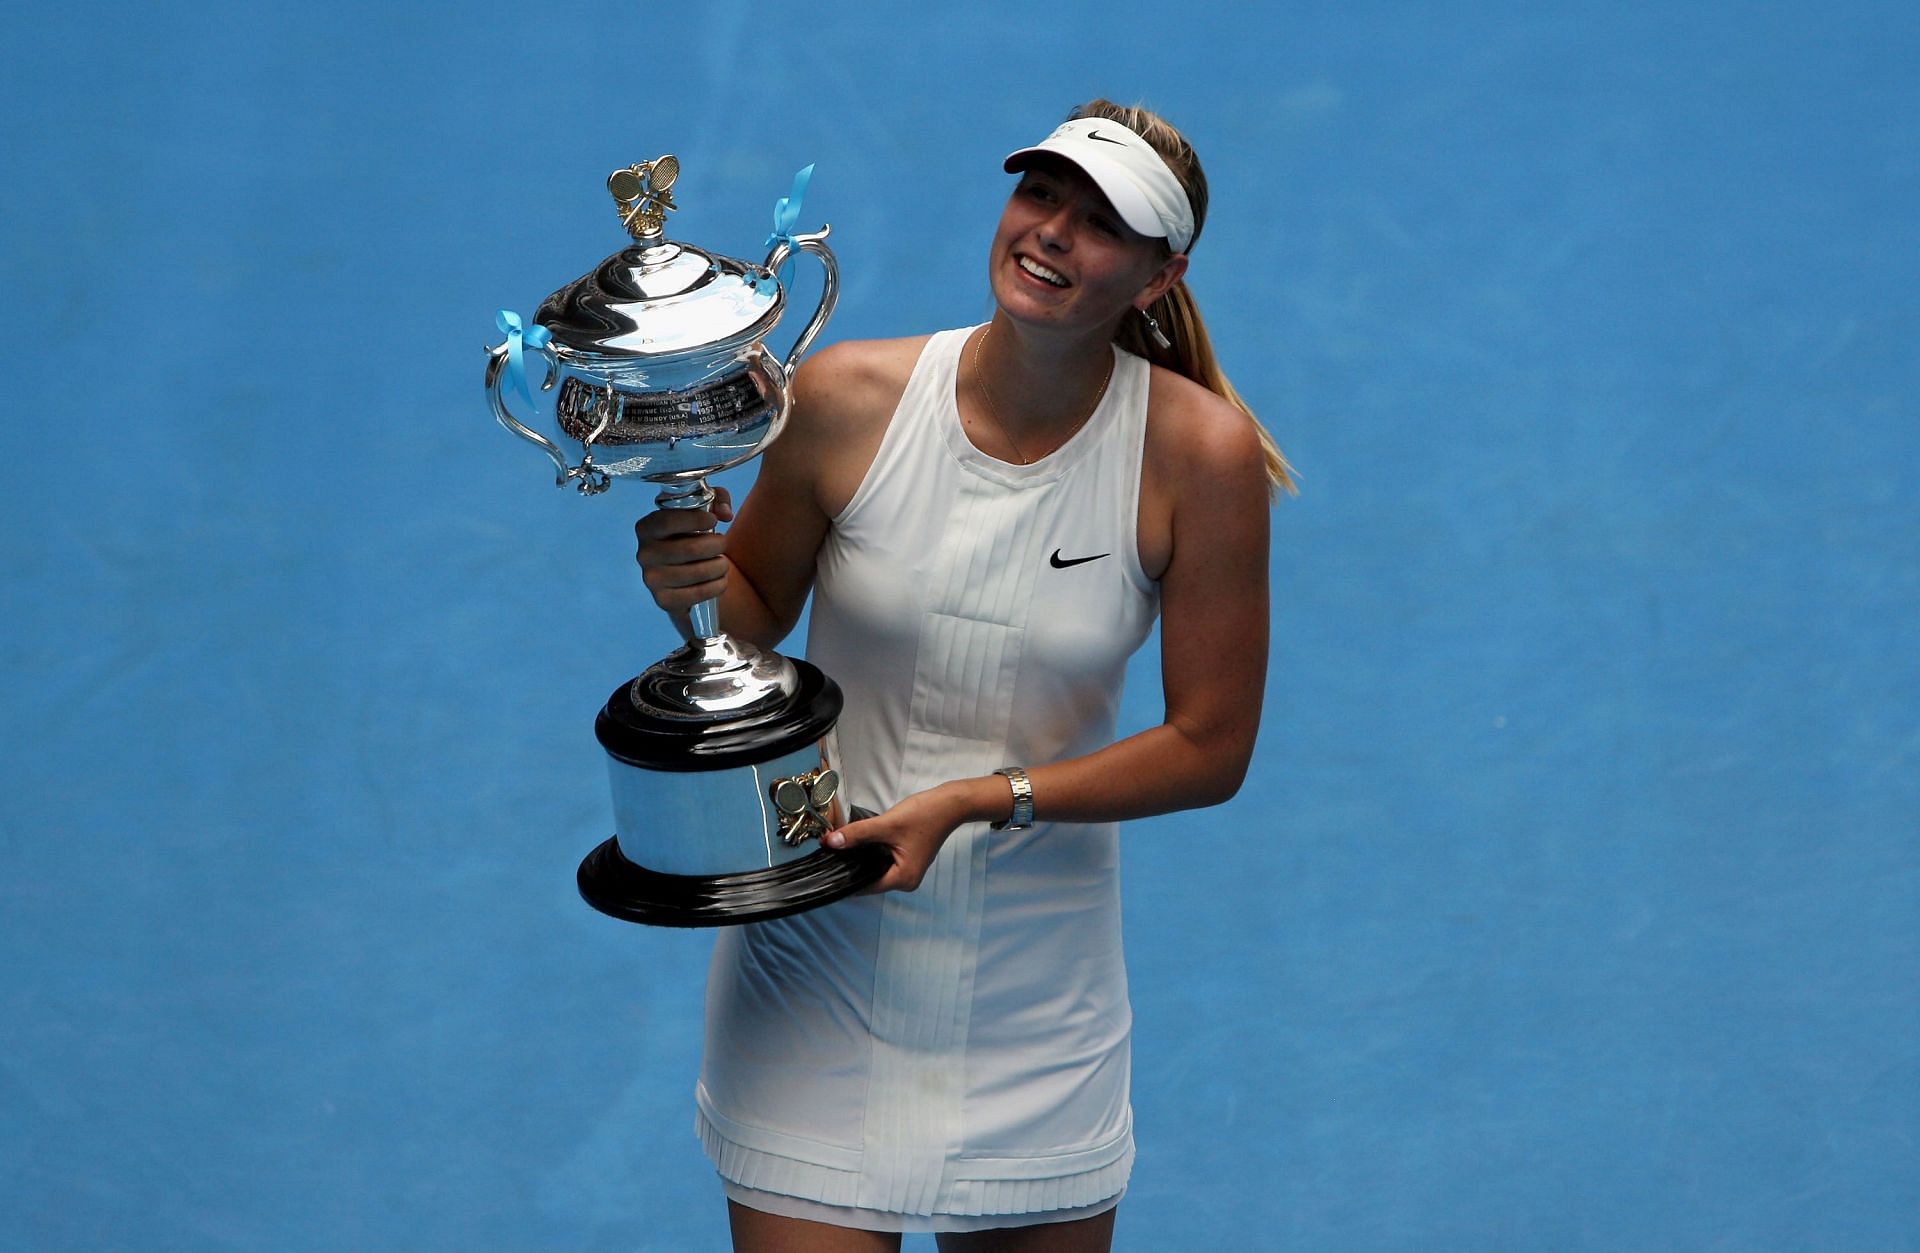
[1004,117,1195,252]
[721,1180,1123,1234]
[696,326,1161,1229]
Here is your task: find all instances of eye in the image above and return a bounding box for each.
[1018,175,1059,203]
[1088,213,1122,237]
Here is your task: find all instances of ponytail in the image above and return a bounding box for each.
[1114,279,1298,498]
[1073,98,1298,499]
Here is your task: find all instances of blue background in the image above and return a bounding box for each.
[2,2,1914,1248]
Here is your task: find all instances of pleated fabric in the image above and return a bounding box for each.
[696,327,1159,1231]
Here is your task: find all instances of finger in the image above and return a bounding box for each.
[652,580,728,613]
[821,808,891,850]
[634,511,725,543]
[634,530,728,568]
[641,555,730,592]
[828,821,887,895]
[711,486,734,522]
[827,820,924,895]
[637,561,729,607]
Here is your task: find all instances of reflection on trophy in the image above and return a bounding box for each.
[485,156,886,926]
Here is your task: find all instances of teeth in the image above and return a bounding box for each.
[1018,256,1068,287]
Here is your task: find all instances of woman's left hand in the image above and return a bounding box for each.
[823,782,979,894]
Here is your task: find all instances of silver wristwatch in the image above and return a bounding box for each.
[991,766,1034,831]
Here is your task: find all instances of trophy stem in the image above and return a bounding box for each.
[688,599,719,644]
[656,479,722,642]
[638,477,799,722]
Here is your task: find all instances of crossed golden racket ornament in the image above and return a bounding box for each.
[770,766,841,847]
[608,156,681,239]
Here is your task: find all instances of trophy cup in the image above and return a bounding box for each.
[485,157,886,926]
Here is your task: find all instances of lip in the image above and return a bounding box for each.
[1012,250,1072,290]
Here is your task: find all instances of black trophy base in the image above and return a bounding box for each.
[577,835,890,928]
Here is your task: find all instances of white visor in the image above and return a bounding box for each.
[1004,117,1196,254]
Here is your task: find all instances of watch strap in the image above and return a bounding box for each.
[991,766,1034,831]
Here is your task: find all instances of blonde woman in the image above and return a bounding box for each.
[635,99,1293,1252]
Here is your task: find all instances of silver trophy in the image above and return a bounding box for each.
[486,157,884,925]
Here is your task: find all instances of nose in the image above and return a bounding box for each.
[1035,203,1075,252]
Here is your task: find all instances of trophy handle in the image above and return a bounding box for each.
[485,341,592,490]
[763,226,840,376]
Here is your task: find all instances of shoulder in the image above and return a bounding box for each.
[1134,362,1269,580]
[792,336,934,429]
[776,334,938,517]
[1141,364,1268,496]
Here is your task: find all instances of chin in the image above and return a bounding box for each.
[989,271,1071,326]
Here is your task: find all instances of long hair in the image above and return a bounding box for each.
[1071,99,1297,497]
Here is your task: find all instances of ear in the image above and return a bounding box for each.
[1133,253,1189,311]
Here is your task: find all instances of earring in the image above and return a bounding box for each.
[1141,307,1172,351]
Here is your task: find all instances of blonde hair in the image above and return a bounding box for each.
[1071,99,1297,497]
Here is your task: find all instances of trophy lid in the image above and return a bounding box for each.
[534,157,784,357]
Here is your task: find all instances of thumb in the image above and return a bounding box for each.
[822,810,881,851]
[712,485,735,523]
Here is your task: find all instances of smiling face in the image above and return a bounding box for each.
[989,156,1187,335]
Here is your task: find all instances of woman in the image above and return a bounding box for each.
[635,99,1294,1253]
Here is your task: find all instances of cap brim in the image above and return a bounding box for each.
[1003,143,1169,243]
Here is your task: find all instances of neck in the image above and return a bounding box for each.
[975,313,1118,435]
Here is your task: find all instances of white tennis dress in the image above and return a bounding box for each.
[696,326,1160,1232]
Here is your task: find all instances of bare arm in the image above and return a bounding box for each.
[633,341,907,649]
[828,381,1273,891]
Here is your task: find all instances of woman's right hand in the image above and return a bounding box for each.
[632,486,734,616]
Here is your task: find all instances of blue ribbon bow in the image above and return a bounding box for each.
[495,308,552,410]
[756,164,815,294]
